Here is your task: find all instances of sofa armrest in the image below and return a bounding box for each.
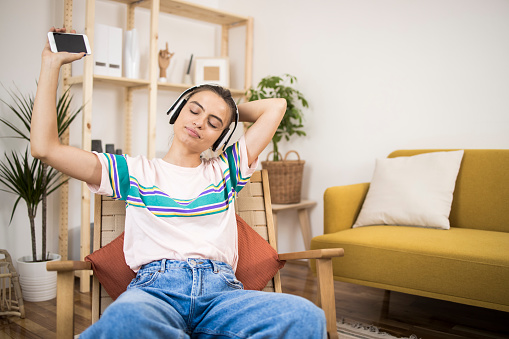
[324,183,370,234]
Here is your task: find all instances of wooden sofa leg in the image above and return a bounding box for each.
[316,258,338,339]
[56,271,75,339]
[381,290,391,320]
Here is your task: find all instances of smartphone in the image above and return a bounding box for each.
[48,32,91,54]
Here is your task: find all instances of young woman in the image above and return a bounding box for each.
[32,27,326,338]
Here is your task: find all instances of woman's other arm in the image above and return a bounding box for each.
[237,98,286,166]
[31,27,102,186]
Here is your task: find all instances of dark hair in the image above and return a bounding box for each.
[189,85,237,127]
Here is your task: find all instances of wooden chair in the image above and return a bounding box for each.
[47,170,343,338]
[0,249,25,318]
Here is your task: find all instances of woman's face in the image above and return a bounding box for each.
[173,90,230,154]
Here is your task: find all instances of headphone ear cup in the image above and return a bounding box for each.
[169,98,188,124]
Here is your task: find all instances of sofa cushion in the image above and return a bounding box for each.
[311,226,509,308]
[389,149,509,233]
[353,150,464,229]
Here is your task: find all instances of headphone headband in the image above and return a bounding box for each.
[166,84,239,152]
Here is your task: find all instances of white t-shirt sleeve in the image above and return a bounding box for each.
[222,135,260,193]
[87,152,130,200]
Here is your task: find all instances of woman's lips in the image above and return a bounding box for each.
[186,127,201,138]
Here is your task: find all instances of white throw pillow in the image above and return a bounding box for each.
[353,150,464,230]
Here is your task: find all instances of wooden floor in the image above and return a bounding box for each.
[282,262,509,339]
[1,262,509,339]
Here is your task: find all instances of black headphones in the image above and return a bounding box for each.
[167,84,239,152]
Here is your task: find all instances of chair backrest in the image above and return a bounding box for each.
[91,169,279,322]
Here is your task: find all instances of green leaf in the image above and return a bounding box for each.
[9,196,22,224]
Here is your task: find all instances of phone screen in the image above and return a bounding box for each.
[53,33,87,53]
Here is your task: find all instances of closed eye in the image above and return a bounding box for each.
[209,115,224,129]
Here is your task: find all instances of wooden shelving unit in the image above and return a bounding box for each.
[61,0,253,292]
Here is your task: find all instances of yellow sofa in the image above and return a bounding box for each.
[311,149,509,312]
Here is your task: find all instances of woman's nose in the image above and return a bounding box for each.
[193,116,206,128]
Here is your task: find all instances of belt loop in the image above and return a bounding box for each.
[211,260,219,273]
[160,259,167,272]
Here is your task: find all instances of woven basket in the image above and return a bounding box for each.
[261,151,305,204]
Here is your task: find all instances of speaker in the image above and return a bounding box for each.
[166,84,238,152]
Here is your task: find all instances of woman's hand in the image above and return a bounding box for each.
[31,27,102,187]
[42,27,85,70]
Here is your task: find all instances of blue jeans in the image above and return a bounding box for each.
[80,258,326,338]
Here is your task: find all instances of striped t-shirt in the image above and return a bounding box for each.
[88,136,258,272]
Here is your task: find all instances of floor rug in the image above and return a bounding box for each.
[337,319,420,339]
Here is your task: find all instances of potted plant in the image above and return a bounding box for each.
[246,74,309,204]
[0,85,81,301]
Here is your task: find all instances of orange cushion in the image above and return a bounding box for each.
[235,214,286,290]
[85,214,285,300]
[85,232,135,300]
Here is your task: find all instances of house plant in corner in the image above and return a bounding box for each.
[246,74,309,204]
[0,85,81,301]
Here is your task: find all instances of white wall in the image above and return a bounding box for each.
[0,0,64,265]
[217,0,509,253]
[1,1,508,262]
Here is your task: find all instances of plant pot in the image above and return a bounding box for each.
[16,253,61,302]
[262,151,305,204]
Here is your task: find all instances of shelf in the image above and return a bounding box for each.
[67,76,247,97]
[158,82,246,97]
[67,75,150,88]
[111,0,249,26]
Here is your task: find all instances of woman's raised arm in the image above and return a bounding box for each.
[238,98,286,166]
[31,28,102,186]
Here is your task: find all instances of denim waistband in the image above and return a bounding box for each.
[139,259,232,273]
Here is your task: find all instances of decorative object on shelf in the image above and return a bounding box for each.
[183,53,194,84]
[246,74,309,203]
[262,151,305,204]
[105,144,115,154]
[158,42,175,83]
[124,28,140,79]
[91,139,103,153]
[94,23,123,77]
[194,57,230,87]
[0,85,81,301]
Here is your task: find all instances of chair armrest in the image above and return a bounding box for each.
[278,248,344,261]
[324,183,370,234]
[46,260,91,272]
[279,248,343,339]
[47,260,92,339]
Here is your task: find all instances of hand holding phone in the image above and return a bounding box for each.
[47,32,91,54]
